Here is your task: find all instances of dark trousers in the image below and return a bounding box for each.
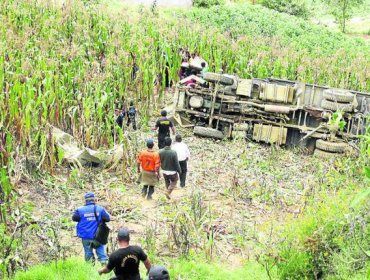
[142,185,154,199]
[158,134,169,149]
[127,117,136,130]
[163,173,178,194]
[179,160,187,187]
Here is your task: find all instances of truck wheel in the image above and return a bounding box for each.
[316,139,348,153]
[193,126,225,140]
[313,149,339,159]
[203,72,234,86]
[321,99,353,112]
[189,96,204,109]
[323,89,354,103]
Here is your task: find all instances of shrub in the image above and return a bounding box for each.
[261,0,311,18]
[193,0,225,8]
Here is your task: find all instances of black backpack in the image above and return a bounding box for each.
[93,206,110,245]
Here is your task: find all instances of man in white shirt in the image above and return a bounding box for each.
[172,134,190,188]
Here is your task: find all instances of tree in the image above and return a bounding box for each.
[323,0,364,33]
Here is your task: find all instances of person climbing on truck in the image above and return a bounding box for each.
[126,101,137,130]
[152,110,176,149]
[201,61,208,78]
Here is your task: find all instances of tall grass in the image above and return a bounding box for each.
[12,256,270,280]
[1,0,369,170]
[12,258,111,280]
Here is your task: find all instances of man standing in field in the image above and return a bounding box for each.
[137,138,160,200]
[126,101,137,130]
[98,228,151,280]
[152,110,176,149]
[172,134,190,188]
[159,137,181,199]
[72,192,111,264]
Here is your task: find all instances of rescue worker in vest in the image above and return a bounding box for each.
[72,192,111,264]
[98,228,151,280]
[126,101,137,130]
[152,110,176,149]
[159,137,181,199]
[137,138,160,200]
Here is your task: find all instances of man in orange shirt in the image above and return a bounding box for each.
[137,139,160,200]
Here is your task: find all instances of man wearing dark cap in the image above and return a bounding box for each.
[137,138,160,199]
[72,192,111,264]
[159,137,181,199]
[148,265,170,280]
[152,110,176,149]
[98,228,151,280]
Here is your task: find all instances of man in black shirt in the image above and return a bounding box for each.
[152,110,176,149]
[98,228,151,280]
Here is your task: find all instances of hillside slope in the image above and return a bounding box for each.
[1,1,369,279]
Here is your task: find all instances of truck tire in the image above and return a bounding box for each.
[316,139,348,153]
[203,72,234,86]
[321,99,353,112]
[189,96,204,109]
[323,89,354,103]
[193,126,225,140]
[313,149,338,159]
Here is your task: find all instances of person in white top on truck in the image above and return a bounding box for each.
[172,134,190,188]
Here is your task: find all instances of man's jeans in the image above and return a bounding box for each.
[82,239,108,263]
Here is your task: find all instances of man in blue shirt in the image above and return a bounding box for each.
[72,192,111,264]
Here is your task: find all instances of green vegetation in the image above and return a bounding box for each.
[12,257,268,280]
[179,4,369,90]
[12,258,103,280]
[193,0,226,8]
[273,171,370,278]
[260,0,310,18]
[322,0,365,32]
[1,0,370,279]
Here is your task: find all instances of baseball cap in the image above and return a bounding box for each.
[148,265,170,280]
[117,228,130,240]
[146,138,154,145]
[84,192,95,200]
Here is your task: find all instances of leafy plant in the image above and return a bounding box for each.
[261,0,311,18]
[193,0,225,8]
[323,0,365,32]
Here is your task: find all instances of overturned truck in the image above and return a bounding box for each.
[173,72,370,157]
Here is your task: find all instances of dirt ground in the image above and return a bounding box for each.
[18,116,325,267]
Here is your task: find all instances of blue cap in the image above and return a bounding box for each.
[146,138,154,145]
[84,192,95,200]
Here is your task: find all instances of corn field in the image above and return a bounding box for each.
[0,1,370,278]
[1,0,369,171]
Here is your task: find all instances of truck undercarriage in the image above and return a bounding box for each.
[173,72,370,156]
